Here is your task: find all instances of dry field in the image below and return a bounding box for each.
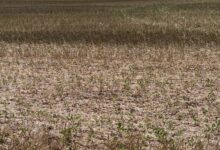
[0,0,220,149]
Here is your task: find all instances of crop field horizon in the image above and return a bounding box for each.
[0,0,220,149]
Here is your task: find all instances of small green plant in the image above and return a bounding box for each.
[153,127,178,150]
[205,118,220,133]
[137,78,146,91]
[60,127,73,146]
[123,77,131,91]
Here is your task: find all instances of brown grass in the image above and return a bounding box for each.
[0,0,220,149]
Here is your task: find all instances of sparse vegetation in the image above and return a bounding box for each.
[0,0,220,149]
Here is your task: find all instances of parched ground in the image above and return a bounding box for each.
[0,0,220,149]
[0,43,220,149]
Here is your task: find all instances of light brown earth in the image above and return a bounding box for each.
[0,0,220,149]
